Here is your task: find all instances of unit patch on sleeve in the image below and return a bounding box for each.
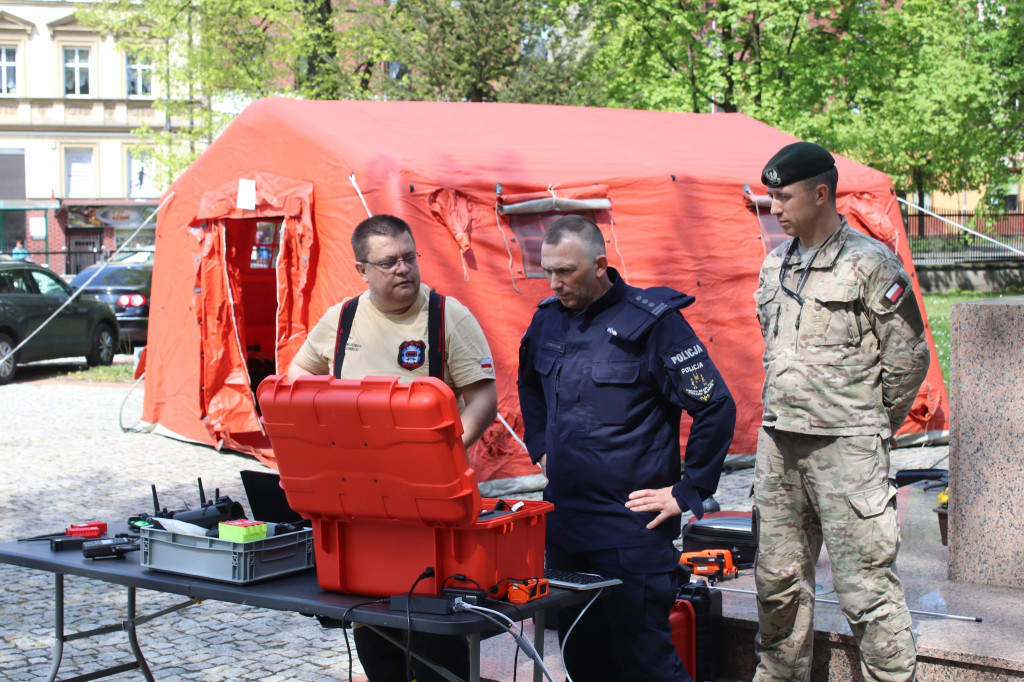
[398,340,426,370]
[679,361,716,402]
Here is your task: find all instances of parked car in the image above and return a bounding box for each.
[70,256,152,349]
[0,261,120,384]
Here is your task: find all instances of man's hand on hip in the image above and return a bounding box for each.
[625,486,682,529]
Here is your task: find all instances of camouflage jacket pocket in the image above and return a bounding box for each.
[805,281,861,348]
[846,482,897,519]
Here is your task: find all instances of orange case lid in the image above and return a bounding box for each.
[257,375,482,526]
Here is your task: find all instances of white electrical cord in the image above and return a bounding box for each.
[455,586,605,682]
[453,601,556,682]
[558,587,604,682]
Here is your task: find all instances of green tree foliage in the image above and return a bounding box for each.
[574,0,1020,204]
[78,0,326,180]
[365,0,604,105]
[79,0,604,178]
[796,1,1010,213]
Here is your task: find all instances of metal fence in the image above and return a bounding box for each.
[903,208,1024,265]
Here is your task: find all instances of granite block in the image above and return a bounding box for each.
[949,297,1024,589]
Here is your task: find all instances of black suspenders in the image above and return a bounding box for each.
[333,291,446,381]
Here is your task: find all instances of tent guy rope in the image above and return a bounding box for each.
[349,173,373,218]
[897,198,1024,259]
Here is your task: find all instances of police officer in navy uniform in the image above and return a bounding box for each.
[517,215,736,682]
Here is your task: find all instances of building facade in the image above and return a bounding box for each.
[0,0,164,274]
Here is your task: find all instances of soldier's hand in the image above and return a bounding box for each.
[625,486,682,529]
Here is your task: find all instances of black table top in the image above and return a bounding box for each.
[0,533,584,636]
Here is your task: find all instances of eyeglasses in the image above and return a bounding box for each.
[361,253,421,273]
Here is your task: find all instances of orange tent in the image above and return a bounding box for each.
[143,98,948,490]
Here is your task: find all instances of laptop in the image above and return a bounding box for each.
[543,567,622,591]
[240,470,305,524]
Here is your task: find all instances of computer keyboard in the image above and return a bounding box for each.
[543,568,622,591]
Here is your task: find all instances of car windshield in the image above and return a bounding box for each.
[71,266,150,288]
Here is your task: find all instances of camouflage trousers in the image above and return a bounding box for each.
[752,427,916,682]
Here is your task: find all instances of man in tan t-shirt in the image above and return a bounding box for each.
[288,214,497,682]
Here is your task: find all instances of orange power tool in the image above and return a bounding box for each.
[679,549,738,583]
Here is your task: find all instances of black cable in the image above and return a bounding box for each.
[405,566,435,682]
[324,598,388,682]
[442,573,486,593]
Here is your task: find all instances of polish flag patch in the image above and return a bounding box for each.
[884,282,904,303]
[480,358,493,370]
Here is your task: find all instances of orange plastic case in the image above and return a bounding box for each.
[257,375,551,598]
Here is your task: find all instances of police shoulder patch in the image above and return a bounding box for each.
[663,342,706,369]
[663,343,715,402]
[679,360,715,402]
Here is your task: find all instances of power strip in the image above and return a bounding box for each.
[389,593,459,615]
[442,587,488,605]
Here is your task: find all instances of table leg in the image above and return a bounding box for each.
[468,632,480,682]
[43,573,195,682]
[363,625,469,682]
[533,609,545,682]
[47,573,65,682]
[125,587,156,682]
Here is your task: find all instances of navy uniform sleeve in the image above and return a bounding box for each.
[516,318,548,464]
[652,314,736,519]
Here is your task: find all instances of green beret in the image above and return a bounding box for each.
[761,141,835,188]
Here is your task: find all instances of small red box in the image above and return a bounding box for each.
[257,375,551,598]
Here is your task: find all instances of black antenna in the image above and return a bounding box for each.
[197,478,206,506]
[151,484,161,515]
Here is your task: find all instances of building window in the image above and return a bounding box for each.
[127,150,157,197]
[65,148,94,198]
[126,53,152,97]
[63,47,90,96]
[0,46,15,94]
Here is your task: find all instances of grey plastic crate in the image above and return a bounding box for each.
[140,526,314,584]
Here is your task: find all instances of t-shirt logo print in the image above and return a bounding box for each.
[398,340,427,370]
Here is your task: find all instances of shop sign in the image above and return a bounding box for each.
[67,205,156,229]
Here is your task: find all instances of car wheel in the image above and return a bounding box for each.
[86,323,117,367]
[0,332,17,384]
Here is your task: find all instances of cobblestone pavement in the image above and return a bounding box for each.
[0,369,949,681]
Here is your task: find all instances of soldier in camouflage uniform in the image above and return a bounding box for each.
[752,142,930,682]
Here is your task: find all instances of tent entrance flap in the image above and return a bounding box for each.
[194,219,265,448]
[187,173,315,460]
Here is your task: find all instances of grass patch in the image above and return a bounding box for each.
[14,357,136,384]
[62,362,136,383]
[922,286,1024,384]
